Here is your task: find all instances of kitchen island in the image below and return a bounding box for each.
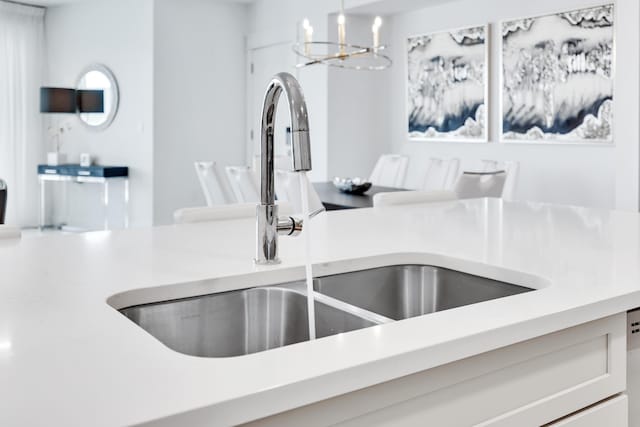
[1,198,638,426]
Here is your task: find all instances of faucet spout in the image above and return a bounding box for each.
[256,72,313,265]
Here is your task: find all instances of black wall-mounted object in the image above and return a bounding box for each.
[40,87,76,113]
[0,179,7,225]
[77,90,104,113]
[40,87,105,114]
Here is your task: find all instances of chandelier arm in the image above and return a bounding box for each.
[292,37,391,71]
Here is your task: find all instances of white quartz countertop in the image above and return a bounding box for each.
[2,198,640,426]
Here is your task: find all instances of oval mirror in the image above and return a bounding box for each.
[76,64,119,130]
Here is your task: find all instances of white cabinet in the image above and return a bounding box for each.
[547,395,628,427]
[628,349,640,426]
[245,314,627,427]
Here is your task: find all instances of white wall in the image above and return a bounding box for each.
[43,0,639,230]
[152,0,249,225]
[327,15,392,179]
[44,0,154,228]
[247,0,332,182]
[45,0,250,227]
[377,0,639,210]
[250,0,640,208]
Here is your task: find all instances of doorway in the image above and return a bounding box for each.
[246,41,298,170]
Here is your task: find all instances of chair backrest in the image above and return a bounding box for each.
[422,158,444,191]
[0,179,6,225]
[480,159,520,200]
[443,158,460,191]
[275,169,325,216]
[422,158,460,191]
[369,154,409,188]
[194,162,235,206]
[174,202,292,224]
[501,161,520,201]
[225,166,260,203]
[481,159,499,172]
[174,203,256,224]
[373,190,457,207]
[454,171,507,199]
[252,154,291,174]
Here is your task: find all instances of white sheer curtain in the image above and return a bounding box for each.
[0,1,45,227]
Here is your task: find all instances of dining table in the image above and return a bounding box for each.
[313,181,408,211]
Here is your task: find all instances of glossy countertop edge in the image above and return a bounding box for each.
[106,251,551,310]
[2,198,640,426]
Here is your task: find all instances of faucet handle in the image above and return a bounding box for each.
[276,207,325,237]
[277,216,303,236]
[309,206,325,219]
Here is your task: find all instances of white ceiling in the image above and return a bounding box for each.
[346,0,461,15]
[21,0,82,6]
[24,0,255,7]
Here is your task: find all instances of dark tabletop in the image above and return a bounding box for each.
[313,182,408,210]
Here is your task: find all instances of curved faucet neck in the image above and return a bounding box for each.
[260,72,312,206]
[255,72,313,265]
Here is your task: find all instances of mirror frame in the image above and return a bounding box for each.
[76,63,120,131]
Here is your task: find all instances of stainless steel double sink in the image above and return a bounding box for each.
[120,265,533,358]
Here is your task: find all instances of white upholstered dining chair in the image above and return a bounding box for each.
[225,166,260,203]
[481,159,520,200]
[174,202,293,224]
[275,169,324,216]
[422,157,460,191]
[0,225,21,239]
[454,171,507,199]
[194,162,236,206]
[369,154,409,188]
[373,190,457,207]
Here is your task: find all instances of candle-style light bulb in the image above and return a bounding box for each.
[306,26,313,56]
[372,16,382,50]
[337,13,346,55]
[302,18,313,56]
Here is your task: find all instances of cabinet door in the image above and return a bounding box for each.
[547,395,628,427]
[245,314,626,427]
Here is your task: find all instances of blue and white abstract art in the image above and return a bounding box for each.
[407,26,488,142]
[502,5,614,142]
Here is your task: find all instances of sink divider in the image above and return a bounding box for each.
[272,284,395,325]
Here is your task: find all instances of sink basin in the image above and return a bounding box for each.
[314,265,533,320]
[118,264,534,358]
[120,287,377,358]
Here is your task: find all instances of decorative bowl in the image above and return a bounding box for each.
[332,177,372,195]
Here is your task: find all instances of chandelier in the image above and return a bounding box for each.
[292,1,392,71]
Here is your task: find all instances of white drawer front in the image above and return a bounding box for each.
[246,314,626,427]
[547,395,628,427]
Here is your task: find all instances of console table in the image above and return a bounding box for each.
[38,164,129,231]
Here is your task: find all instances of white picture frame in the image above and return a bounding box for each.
[499,4,614,144]
[406,24,489,143]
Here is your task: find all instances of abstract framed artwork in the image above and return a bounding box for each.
[407,25,488,142]
[501,5,614,143]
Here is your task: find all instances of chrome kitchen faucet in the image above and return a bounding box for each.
[255,72,312,265]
